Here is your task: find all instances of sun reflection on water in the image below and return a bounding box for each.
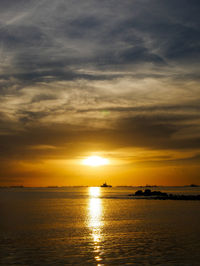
[90,187,100,198]
[88,187,103,264]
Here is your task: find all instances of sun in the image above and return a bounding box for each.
[82,156,109,167]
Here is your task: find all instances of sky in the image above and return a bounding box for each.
[0,0,200,186]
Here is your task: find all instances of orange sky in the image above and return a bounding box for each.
[1,148,200,186]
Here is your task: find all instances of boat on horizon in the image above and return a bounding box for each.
[101,182,112,187]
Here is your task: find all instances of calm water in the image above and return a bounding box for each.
[1,187,200,265]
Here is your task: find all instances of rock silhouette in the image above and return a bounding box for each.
[129,189,200,200]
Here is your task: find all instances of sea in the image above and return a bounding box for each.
[1,186,200,265]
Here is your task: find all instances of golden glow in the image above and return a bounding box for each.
[83,156,109,167]
[88,187,103,263]
[89,197,102,228]
[5,148,200,187]
[89,187,100,197]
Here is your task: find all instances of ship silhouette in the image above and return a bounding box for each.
[101,182,112,187]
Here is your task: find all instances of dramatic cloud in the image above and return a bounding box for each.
[0,0,200,185]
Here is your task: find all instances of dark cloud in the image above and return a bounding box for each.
[31,94,58,103]
[0,25,45,49]
[0,109,199,162]
[134,153,200,167]
[113,116,200,150]
[77,102,200,114]
[0,0,199,86]
[66,16,102,39]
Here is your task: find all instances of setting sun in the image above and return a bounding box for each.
[82,156,109,167]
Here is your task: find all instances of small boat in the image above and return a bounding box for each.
[101,182,112,187]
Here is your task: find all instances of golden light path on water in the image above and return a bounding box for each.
[88,187,103,264]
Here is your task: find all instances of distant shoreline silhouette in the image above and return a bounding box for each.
[129,189,200,200]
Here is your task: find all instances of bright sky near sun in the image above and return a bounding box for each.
[82,156,109,167]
